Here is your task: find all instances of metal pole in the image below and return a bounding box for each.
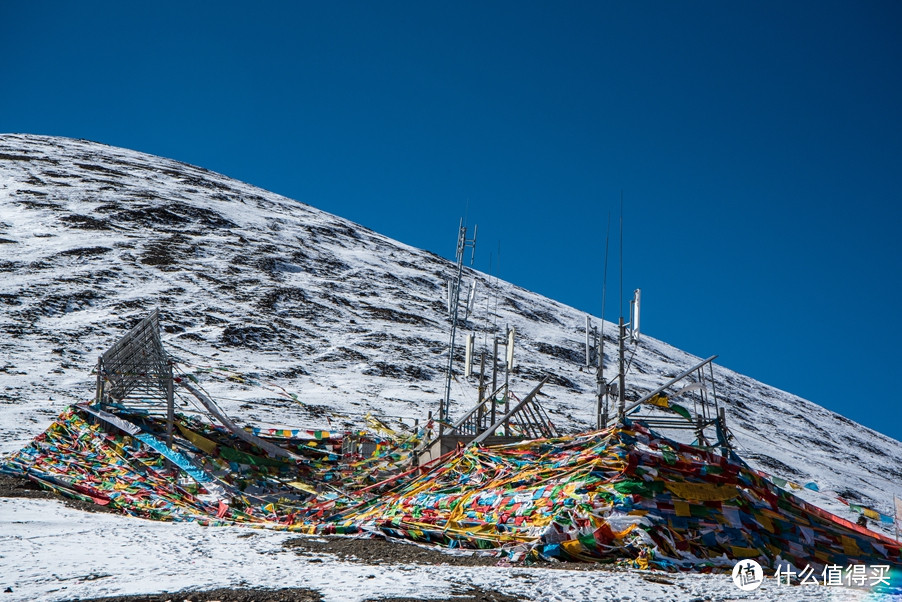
[895,494,900,543]
[585,315,591,367]
[598,211,610,429]
[596,326,605,429]
[620,355,719,418]
[96,356,104,408]
[504,329,511,436]
[472,377,549,445]
[477,351,486,429]
[441,222,468,430]
[709,362,721,420]
[491,337,498,425]
[593,326,598,364]
[166,362,174,451]
[478,351,486,403]
[618,317,626,418]
[718,407,729,454]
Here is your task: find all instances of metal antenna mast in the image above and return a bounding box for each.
[618,193,626,418]
[440,219,477,433]
[596,212,611,429]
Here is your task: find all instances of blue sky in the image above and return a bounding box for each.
[2,2,901,441]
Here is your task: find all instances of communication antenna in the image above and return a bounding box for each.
[596,212,611,429]
[440,219,477,430]
[630,288,641,342]
[465,280,477,320]
[464,333,474,378]
[611,194,643,421]
[619,192,623,319]
[506,326,516,370]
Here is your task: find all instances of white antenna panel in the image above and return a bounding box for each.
[630,288,641,342]
[465,333,474,378]
[467,281,477,316]
[506,327,516,369]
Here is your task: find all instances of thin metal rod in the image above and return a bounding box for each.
[166,362,174,452]
[491,337,498,425]
[472,377,549,445]
[518,401,542,438]
[618,317,626,418]
[709,362,721,420]
[478,352,486,408]
[619,191,623,319]
[895,493,900,543]
[441,222,467,429]
[96,357,104,407]
[504,329,511,436]
[597,211,610,429]
[614,355,719,422]
[180,379,300,460]
[446,383,506,434]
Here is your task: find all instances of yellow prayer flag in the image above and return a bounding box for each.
[841,535,860,556]
[647,393,669,409]
[665,482,739,502]
[177,424,218,455]
[674,501,692,517]
[287,481,318,494]
[756,515,775,533]
[561,539,584,556]
[730,546,761,558]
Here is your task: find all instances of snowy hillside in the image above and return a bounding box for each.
[1,132,900,539]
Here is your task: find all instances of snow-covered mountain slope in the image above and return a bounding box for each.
[1,133,900,536]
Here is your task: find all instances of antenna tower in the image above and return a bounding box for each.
[596,213,610,428]
[602,193,641,423]
[440,219,477,432]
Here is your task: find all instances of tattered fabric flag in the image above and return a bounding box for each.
[647,393,670,409]
[647,394,692,420]
[664,482,739,502]
[850,504,895,524]
[669,403,692,421]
